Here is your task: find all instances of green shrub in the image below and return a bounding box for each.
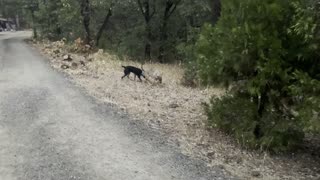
[198,0,320,152]
[177,29,201,87]
[204,94,258,148]
[205,94,304,152]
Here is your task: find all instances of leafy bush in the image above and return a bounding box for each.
[204,94,259,148]
[177,27,203,87]
[205,94,304,152]
[198,0,320,152]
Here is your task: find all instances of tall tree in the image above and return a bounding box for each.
[158,0,181,63]
[80,0,91,44]
[36,0,64,39]
[209,0,221,24]
[24,0,39,38]
[95,1,114,46]
[137,0,156,61]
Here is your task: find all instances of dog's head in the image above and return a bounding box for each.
[141,71,146,78]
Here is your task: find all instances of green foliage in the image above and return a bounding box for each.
[20,0,215,62]
[177,28,202,87]
[205,94,305,152]
[198,0,320,152]
[35,0,64,40]
[204,95,259,148]
[289,71,320,133]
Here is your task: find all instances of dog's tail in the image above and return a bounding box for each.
[122,66,127,68]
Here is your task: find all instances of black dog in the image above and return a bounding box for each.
[121,66,146,81]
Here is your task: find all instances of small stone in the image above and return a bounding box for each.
[207,152,215,158]
[169,103,179,108]
[53,49,60,54]
[216,165,225,170]
[87,57,94,62]
[236,157,243,164]
[251,171,261,177]
[71,62,78,69]
[80,60,86,66]
[63,54,72,61]
[61,64,69,69]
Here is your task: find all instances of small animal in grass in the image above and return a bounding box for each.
[121,65,146,82]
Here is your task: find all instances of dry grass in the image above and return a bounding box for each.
[88,51,184,86]
[33,40,320,180]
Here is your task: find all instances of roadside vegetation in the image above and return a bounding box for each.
[198,0,320,153]
[1,0,320,178]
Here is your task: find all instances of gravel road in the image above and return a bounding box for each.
[0,32,233,180]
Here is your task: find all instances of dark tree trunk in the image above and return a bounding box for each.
[81,0,91,45]
[145,24,152,60]
[96,7,113,46]
[158,21,168,63]
[56,27,62,37]
[210,0,221,25]
[145,18,153,61]
[31,10,37,38]
[158,0,181,63]
[254,89,268,139]
[15,14,20,30]
[137,0,155,61]
[144,3,152,61]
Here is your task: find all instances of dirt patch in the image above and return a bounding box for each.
[31,40,320,180]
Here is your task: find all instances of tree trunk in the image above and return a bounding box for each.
[254,90,268,139]
[158,19,168,63]
[144,3,151,61]
[81,0,91,45]
[158,0,180,63]
[31,10,37,38]
[96,7,112,46]
[137,0,155,61]
[145,22,152,61]
[210,0,221,25]
[15,14,20,30]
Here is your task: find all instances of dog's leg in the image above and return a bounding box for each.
[122,71,130,79]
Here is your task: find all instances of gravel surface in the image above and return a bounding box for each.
[0,32,235,180]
